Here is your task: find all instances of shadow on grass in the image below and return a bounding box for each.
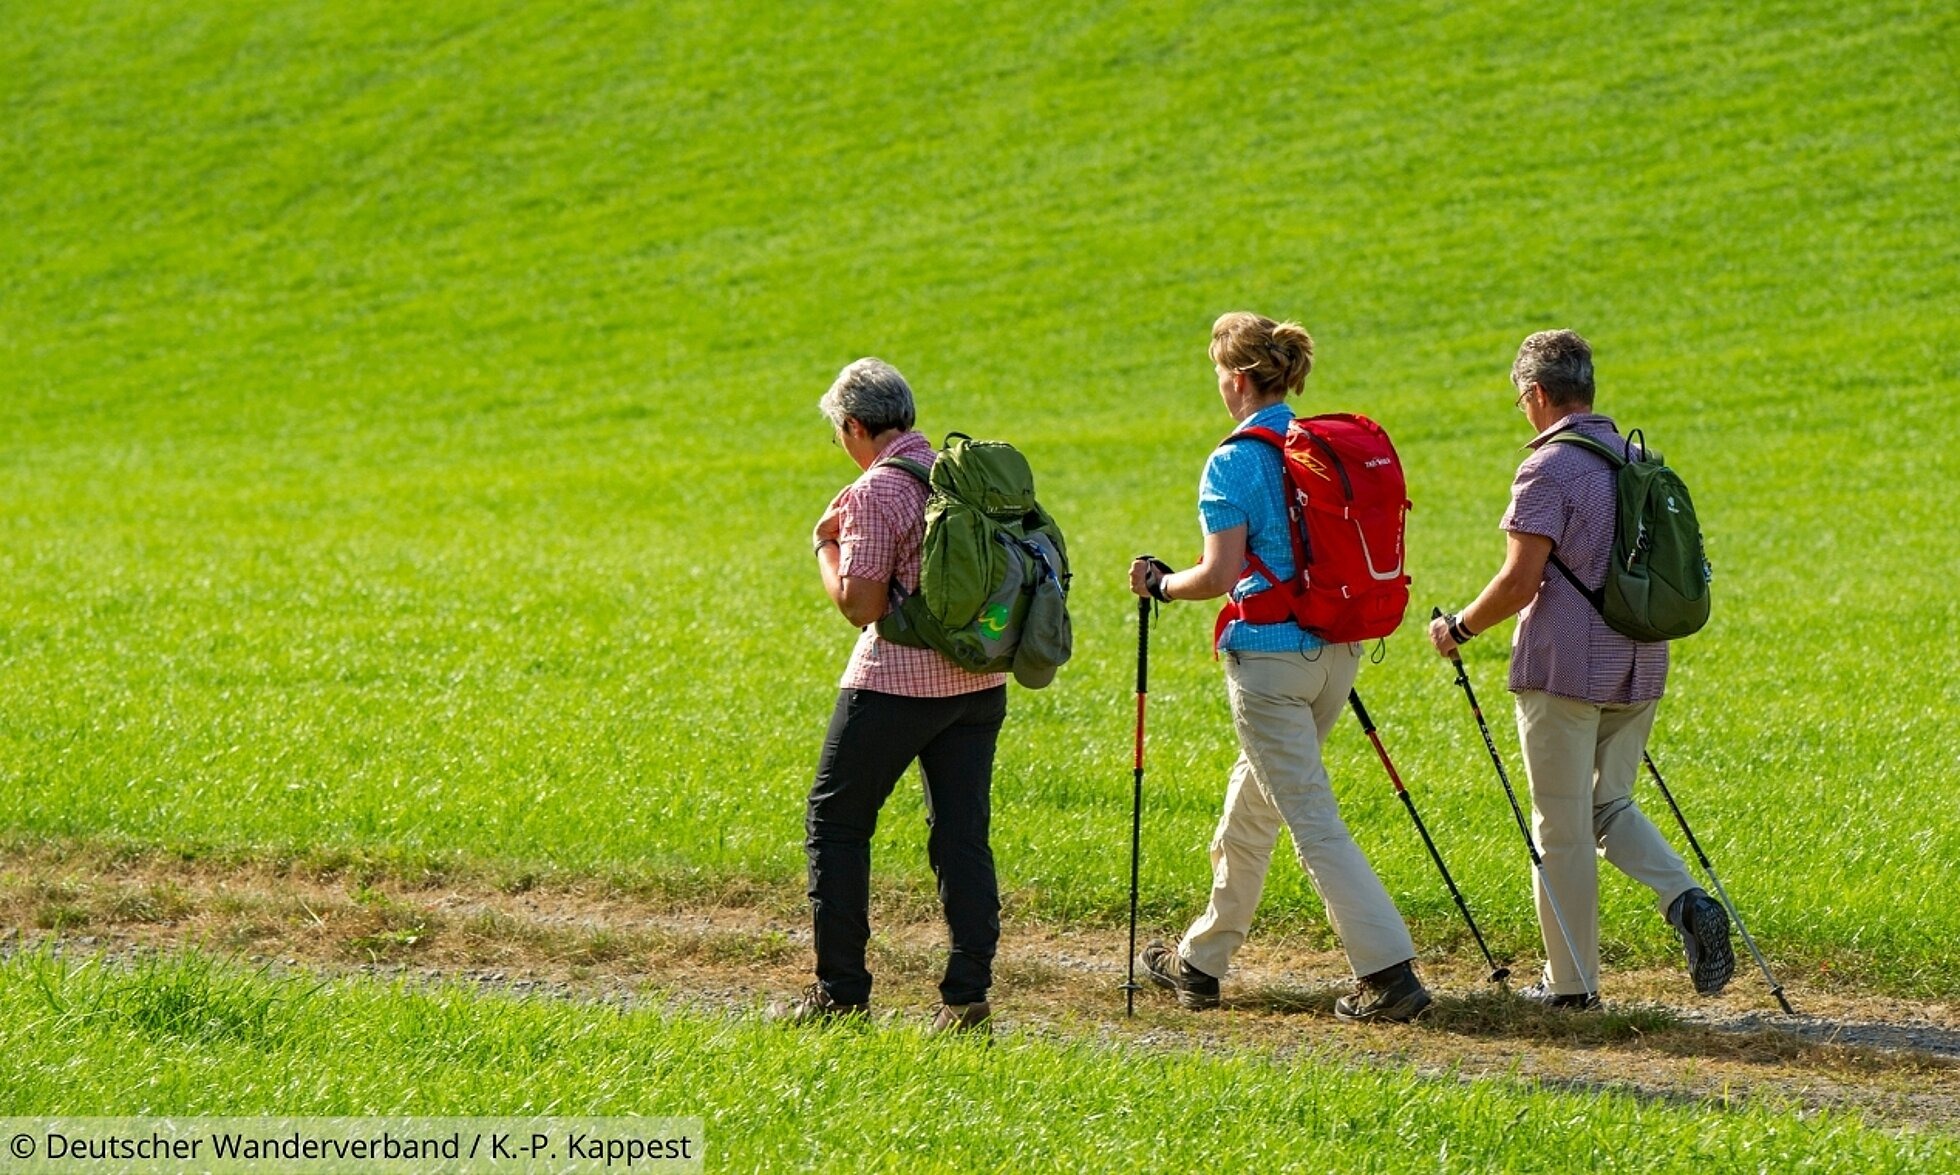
[1233,982,1960,1077]
[1236,983,1677,1044]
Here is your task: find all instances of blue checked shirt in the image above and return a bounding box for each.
[1199,403,1325,654]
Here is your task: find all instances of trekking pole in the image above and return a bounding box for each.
[1348,688,1510,985]
[1435,609,1597,1002]
[1123,585,1155,1016]
[1644,751,1795,1014]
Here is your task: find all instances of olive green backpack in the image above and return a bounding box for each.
[875,433,1072,688]
[1545,429,1712,642]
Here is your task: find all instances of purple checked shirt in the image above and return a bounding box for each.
[1501,413,1668,704]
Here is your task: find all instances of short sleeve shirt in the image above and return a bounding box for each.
[1501,413,1668,703]
[1199,403,1325,655]
[834,431,1007,697]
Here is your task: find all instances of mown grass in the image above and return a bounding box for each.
[0,0,1955,999]
[0,951,1953,1171]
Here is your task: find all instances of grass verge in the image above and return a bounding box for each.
[2,949,1956,1170]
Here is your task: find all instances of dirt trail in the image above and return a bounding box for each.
[5,848,1958,1133]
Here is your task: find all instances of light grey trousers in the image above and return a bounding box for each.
[1180,646,1418,981]
[1515,690,1699,995]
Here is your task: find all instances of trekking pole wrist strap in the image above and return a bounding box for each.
[1446,613,1476,643]
[1144,557,1175,603]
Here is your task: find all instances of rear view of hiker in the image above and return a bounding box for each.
[1129,312,1430,1023]
[1428,328,1733,1008]
[779,358,1006,1035]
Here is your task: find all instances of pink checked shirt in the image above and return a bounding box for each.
[834,431,1007,698]
[1502,413,1668,705]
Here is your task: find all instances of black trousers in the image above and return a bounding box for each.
[806,685,1007,1006]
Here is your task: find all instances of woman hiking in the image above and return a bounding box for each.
[1129,312,1430,1023]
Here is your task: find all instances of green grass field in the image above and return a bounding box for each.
[2,950,1954,1171]
[2,0,1956,1161]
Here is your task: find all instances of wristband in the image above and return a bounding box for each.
[1149,574,1173,603]
[1446,613,1476,643]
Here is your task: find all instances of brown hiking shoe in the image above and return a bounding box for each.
[929,1000,993,1037]
[1139,941,1221,1010]
[1333,960,1432,1023]
[770,983,868,1026]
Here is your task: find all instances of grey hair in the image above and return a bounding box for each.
[1511,329,1596,407]
[819,357,916,435]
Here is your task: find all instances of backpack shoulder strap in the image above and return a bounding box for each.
[1219,425,1287,452]
[1539,432,1618,611]
[1543,430,1627,467]
[875,456,932,484]
[1547,552,1606,612]
[1536,431,1615,615]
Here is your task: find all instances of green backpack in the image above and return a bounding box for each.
[875,433,1072,688]
[1545,429,1712,642]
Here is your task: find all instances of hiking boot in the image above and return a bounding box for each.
[929,1000,993,1037]
[1334,959,1432,1023]
[1670,888,1735,995]
[1518,980,1601,1011]
[770,982,868,1026]
[1139,941,1220,1010]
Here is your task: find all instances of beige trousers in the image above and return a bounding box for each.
[1179,646,1417,980]
[1515,690,1698,995]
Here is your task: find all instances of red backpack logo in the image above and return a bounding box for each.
[1214,413,1412,647]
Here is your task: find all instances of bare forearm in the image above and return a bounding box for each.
[1162,558,1238,602]
[1460,571,1539,634]
[816,546,886,627]
[817,543,847,607]
[1133,525,1247,603]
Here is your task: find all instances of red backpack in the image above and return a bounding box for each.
[1212,413,1412,647]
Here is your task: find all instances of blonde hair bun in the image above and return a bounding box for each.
[1210,312,1314,397]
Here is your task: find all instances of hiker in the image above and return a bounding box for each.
[1129,312,1431,1023]
[1427,328,1734,1008]
[777,357,1005,1035]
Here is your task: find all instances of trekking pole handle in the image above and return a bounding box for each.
[1135,555,1167,695]
[1347,689,1376,735]
[1434,606,1474,690]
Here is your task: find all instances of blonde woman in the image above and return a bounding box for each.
[1129,312,1430,1022]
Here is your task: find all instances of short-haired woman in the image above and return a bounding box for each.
[777,357,1007,1035]
[1129,312,1430,1022]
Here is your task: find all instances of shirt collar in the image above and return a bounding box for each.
[1524,411,1616,451]
[881,430,933,459]
[1235,402,1295,435]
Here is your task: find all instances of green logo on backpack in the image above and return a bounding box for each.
[1544,429,1712,642]
[873,433,1073,688]
[977,601,1012,639]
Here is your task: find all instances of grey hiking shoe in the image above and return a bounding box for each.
[1518,980,1601,1011]
[1334,960,1432,1023]
[770,982,869,1026]
[1670,888,1735,995]
[1139,941,1220,1010]
[929,1000,993,1037]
